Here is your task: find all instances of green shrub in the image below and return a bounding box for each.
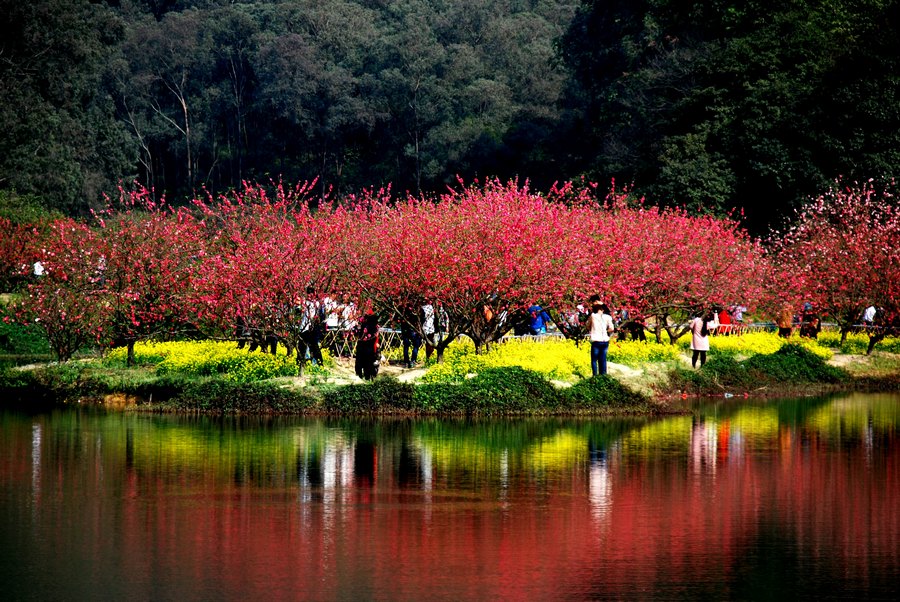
[169,380,318,413]
[412,382,479,413]
[670,343,847,394]
[0,309,51,355]
[458,366,561,414]
[744,343,846,383]
[0,365,38,389]
[564,375,650,410]
[322,376,416,413]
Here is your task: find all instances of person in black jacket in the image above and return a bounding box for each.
[355,309,380,380]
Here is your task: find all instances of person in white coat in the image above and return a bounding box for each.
[690,309,717,368]
[586,301,615,376]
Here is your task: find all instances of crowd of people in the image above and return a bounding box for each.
[233,289,891,381]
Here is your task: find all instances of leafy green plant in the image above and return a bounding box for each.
[564,375,651,410]
[169,380,318,414]
[0,307,51,355]
[322,376,415,413]
[670,343,848,394]
[744,343,846,383]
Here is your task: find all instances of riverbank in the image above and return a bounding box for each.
[2,344,898,416]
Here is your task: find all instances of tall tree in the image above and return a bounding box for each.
[0,0,134,213]
[560,0,900,233]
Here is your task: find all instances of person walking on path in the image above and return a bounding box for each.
[586,301,615,376]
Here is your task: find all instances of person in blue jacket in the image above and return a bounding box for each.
[527,304,552,335]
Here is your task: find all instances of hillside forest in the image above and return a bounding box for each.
[2,0,900,232]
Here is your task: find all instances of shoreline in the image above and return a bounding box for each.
[2,351,898,417]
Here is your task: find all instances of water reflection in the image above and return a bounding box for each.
[0,393,897,600]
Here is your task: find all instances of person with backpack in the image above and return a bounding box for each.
[690,308,715,368]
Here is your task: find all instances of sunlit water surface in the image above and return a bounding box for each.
[1,393,898,600]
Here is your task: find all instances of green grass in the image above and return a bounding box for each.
[669,343,849,395]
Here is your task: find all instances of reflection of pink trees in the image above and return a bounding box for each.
[5,403,891,599]
[771,181,900,351]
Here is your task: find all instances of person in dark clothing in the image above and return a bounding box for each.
[620,315,647,341]
[355,309,380,380]
[799,306,821,339]
[400,303,422,368]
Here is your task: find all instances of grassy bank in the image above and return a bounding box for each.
[1,334,899,416]
[0,362,658,416]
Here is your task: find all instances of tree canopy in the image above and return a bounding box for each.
[559,0,900,231]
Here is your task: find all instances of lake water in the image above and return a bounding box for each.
[1,393,897,601]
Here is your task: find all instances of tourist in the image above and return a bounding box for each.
[731,304,747,323]
[717,306,733,335]
[586,301,615,376]
[799,304,821,339]
[422,301,437,360]
[354,309,380,380]
[690,308,713,368]
[776,303,794,338]
[863,305,876,327]
[400,303,422,368]
[621,313,647,341]
[299,286,324,365]
[527,303,552,335]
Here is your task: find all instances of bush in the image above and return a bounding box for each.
[458,366,562,414]
[0,307,51,355]
[322,376,416,413]
[564,375,650,411]
[670,343,847,394]
[324,368,562,415]
[744,343,846,383]
[169,380,318,413]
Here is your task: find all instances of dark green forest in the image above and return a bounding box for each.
[2,0,899,232]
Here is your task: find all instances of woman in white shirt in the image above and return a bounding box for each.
[586,302,615,376]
